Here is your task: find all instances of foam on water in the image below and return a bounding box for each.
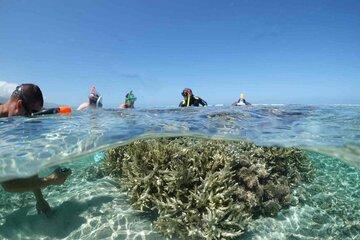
[0,105,359,182]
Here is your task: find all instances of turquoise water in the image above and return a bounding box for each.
[0,155,161,239]
[0,105,359,239]
[245,151,359,239]
[0,151,358,239]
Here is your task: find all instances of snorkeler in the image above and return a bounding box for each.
[77,86,103,110]
[120,90,137,109]
[0,84,44,117]
[233,93,251,106]
[179,88,207,107]
[0,84,72,216]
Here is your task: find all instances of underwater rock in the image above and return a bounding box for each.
[103,136,313,239]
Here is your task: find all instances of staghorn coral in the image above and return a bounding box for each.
[103,136,313,239]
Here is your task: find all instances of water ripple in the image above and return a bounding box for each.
[0,105,359,181]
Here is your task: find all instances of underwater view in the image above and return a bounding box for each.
[0,105,359,239]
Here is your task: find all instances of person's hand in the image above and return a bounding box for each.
[36,199,51,217]
[46,168,72,186]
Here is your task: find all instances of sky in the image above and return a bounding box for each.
[0,0,359,107]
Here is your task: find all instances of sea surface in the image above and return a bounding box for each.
[0,105,359,239]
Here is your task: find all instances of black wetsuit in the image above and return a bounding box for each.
[233,99,251,106]
[179,96,207,107]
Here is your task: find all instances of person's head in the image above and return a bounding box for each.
[89,93,99,106]
[125,91,136,108]
[9,84,44,116]
[88,86,101,107]
[181,88,193,98]
[240,93,245,100]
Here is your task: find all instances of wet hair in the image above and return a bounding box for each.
[182,88,193,97]
[11,84,44,108]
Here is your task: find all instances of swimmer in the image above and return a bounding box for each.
[233,93,251,106]
[0,84,72,216]
[179,88,207,107]
[77,86,103,110]
[120,90,137,109]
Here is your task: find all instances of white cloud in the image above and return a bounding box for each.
[0,81,18,99]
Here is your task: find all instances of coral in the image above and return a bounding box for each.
[103,136,313,239]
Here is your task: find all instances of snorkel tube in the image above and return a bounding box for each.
[96,96,103,108]
[182,88,192,107]
[240,93,244,100]
[32,106,72,116]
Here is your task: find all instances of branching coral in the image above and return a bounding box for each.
[103,136,313,239]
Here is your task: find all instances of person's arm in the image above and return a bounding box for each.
[77,102,89,111]
[1,169,71,193]
[199,98,207,106]
[179,100,186,107]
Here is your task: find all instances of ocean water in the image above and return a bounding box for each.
[0,105,359,239]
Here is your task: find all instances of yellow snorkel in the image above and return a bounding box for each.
[182,88,193,107]
[240,93,244,100]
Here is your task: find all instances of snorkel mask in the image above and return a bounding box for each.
[89,86,103,107]
[125,91,137,106]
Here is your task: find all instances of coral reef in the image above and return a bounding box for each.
[103,136,313,239]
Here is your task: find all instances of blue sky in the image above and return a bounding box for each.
[0,0,359,107]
